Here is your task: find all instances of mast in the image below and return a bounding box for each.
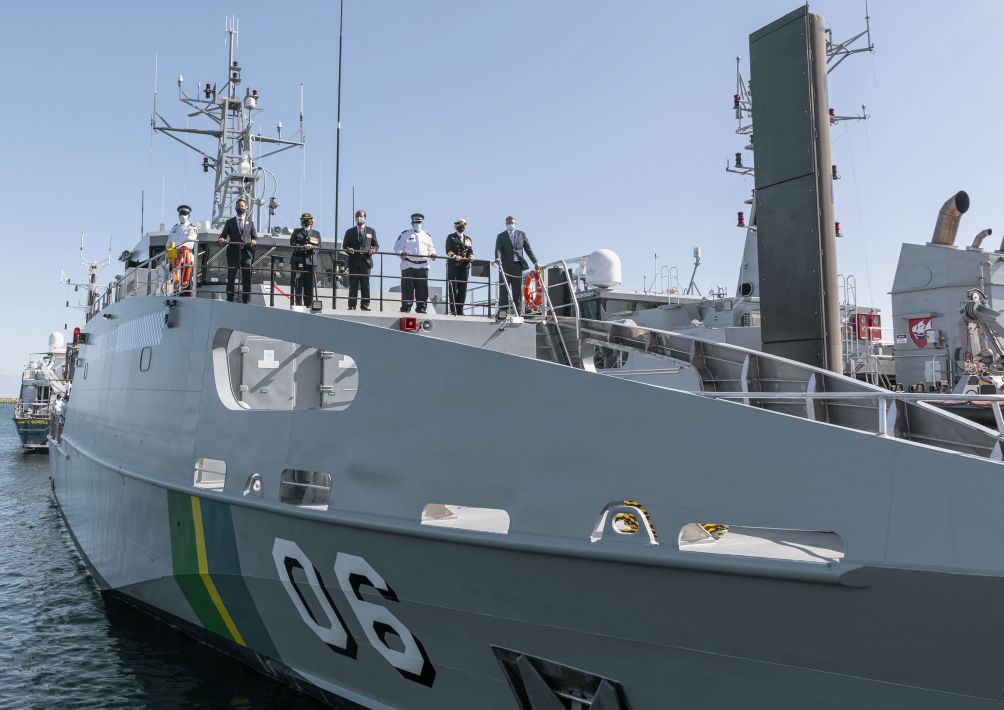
[334,0,344,239]
[151,16,305,228]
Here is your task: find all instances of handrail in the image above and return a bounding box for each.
[577,316,1003,458]
[94,246,511,316]
[696,390,1004,403]
[542,259,581,341]
[534,267,574,366]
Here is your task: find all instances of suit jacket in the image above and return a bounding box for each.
[220,215,258,266]
[342,225,378,271]
[494,229,537,275]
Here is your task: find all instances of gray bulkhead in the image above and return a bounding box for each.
[892,241,1004,388]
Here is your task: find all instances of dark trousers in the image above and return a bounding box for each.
[348,269,371,308]
[401,267,429,312]
[227,263,252,303]
[497,272,523,314]
[447,262,470,315]
[292,263,315,306]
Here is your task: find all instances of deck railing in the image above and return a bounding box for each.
[87,246,566,321]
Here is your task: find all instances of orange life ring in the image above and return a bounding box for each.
[522,270,543,311]
[173,245,194,289]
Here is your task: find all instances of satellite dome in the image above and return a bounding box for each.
[585,249,622,289]
[49,331,66,352]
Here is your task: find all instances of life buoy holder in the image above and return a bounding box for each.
[522,270,543,311]
[173,245,194,290]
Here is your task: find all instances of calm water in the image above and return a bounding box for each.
[0,404,322,709]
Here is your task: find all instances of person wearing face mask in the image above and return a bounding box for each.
[393,213,437,313]
[169,204,198,296]
[217,197,258,303]
[494,215,539,316]
[290,212,320,307]
[444,219,475,315]
[169,204,198,255]
[342,209,379,311]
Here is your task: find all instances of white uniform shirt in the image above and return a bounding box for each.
[169,222,199,254]
[394,228,437,270]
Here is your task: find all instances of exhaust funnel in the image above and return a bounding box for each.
[931,191,970,246]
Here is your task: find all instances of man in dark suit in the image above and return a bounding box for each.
[217,197,258,303]
[342,209,378,311]
[494,215,539,316]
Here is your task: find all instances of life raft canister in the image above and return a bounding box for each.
[523,270,543,311]
[173,244,194,289]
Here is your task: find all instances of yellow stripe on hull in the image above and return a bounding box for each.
[190,496,246,647]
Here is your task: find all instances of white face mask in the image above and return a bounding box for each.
[179,214,189,225]
[412,222,422,230]
[356,217,365,226]
[506,224,515,232]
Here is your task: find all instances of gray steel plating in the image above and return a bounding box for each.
[49,294,1004,708]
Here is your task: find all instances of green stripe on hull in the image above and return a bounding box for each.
[166,490,234,640]
[166,490,278,658]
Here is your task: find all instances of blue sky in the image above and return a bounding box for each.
[1,1,1002,393]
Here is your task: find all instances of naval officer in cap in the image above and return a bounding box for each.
[169,204,198,255]
[445,219,474,315]
[393,213,437,313]
[290,212,320,307]
[169,204,198,296]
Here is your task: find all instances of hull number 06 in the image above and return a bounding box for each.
[272,538,436,687]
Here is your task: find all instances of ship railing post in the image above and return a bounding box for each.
[379,252,384,312]
[878,395,889,437]
[333,248,339,311]
[992,400,1004,436]
[269,256,276,308]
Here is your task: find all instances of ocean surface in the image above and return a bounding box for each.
[0,404,321,709]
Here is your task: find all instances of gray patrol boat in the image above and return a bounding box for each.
[50,9,1004,708]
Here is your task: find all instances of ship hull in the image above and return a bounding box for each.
[50,434,1004,709]
[50,296,1004,708]
[14,416,49,451]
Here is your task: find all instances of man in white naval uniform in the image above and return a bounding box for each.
[168,204,198,295]
[394,212,437,313]
[168,204,198,255]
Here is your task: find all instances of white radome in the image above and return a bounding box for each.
[585,249,622,289]
[49,331,66,352]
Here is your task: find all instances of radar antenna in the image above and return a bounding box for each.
[61,233,112,312]
[150,16,305,228]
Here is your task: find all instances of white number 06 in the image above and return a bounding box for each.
[273,538,436,687]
